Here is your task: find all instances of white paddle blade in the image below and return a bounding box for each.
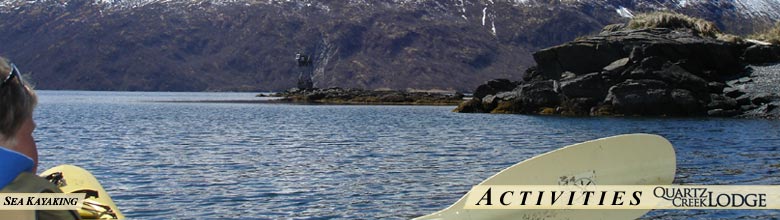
[415,133,676,220]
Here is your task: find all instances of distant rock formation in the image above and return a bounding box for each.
[275,87,464,105]
[455,27,780,119]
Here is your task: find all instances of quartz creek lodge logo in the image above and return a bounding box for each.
[653,186,767,208]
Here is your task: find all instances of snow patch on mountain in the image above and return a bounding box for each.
[458,0,467,20]
[730,0,780,18]
[482,6,487,25]
[677,0,689,7]
[616,6,633,18]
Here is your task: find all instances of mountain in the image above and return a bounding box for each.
[1,0,778,91]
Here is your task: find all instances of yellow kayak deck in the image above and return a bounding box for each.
[40,165,125,219]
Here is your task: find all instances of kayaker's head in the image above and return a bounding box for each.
[0,57,38,172]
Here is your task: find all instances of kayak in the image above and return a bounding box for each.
[40,165,124,219]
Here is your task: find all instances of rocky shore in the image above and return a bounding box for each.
[271,87,464,105]
[455,27,780,119]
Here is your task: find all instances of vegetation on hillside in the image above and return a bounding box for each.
[598,12,750,43]
[626,12,721,37]
[750,22,780,44]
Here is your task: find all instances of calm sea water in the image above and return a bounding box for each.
[32,91,780,219]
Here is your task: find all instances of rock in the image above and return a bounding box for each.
[454,27,778,118]
[675,59,705,78]
[495,90,520,101]
[379,93,408,102]
[605,79,674,115]
[287,88,302,93]
[725,77,753,87]
[559,72,614,99]
[491,100,523,114]
[708,108,741,117]
[454,98,484,113]
[539,107,556,115]
[628,47,645,63]
[723,87,745,98]
[638,31,742,78]
[741,104,758,111]
[560,71,577,80]
[518,80,561,109]
[522,66,546,82]
[770,104,780,114]
[280,87,463,105]
[638,56,668,70]
[736,94,752,106]
[591,104,615,116]
[739,103,780,119]
[473,79,518,99]
[538,28,742,82]
[752,93,775,105]
[602,80,701,116]
[743,45,780,64]
[533,41,624,77]
[560,97,598,116]
[603,57,630,73]
[707,94,739,110]
[482,94,497,104]
[627,61,709,95]
[450,92,466,100]
[707,82,726,93]
[306,91,327,100]
[670,89,703,115]
[482,95,498,110]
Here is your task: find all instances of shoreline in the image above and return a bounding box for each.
[148,99,461,106]
[268,87,465,106]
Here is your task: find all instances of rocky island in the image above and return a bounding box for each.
[270,87,464,105]
[455,13,780,119]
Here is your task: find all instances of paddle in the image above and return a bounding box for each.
[415,133,676,220]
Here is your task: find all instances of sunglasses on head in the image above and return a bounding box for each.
[1,63,21,89]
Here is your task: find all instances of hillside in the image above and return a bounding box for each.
[1,0,778,91]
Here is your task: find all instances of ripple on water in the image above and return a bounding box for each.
[31,91,780,219]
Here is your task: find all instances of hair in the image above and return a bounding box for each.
[0,57,37,145]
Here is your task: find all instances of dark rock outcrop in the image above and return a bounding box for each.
[276,87,464,105]
[455,27,780,119]
[473,79,520,99]
[743,45,780,64]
